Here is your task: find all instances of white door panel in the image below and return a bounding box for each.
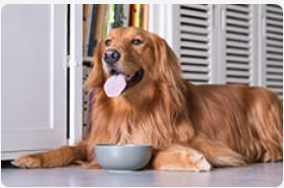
[1,5,67,155]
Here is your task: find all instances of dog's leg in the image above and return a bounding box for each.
[152,144,211,172]
[11,141,88,168]
[191,135,247,167]
[76,158,102,169]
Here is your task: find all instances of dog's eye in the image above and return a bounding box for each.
[105,39,112,46]
[131,39,143,45]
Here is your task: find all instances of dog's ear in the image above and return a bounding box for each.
[84,40,105,90]
[151,34,182,90]
[151,33,188,109]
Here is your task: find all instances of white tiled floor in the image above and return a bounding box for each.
[1,162,283,187]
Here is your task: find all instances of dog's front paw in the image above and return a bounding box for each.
[153,145,211,172]
[188,152,211,172]
[11,155,42,169]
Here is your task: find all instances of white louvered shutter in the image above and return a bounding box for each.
[178,5,213,84]
[222,5,252,85]
[172,4,282,99]
[263,4,283,100]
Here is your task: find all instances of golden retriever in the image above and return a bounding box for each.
[12,27,283,171]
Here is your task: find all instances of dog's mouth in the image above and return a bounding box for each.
[104,69,144,97]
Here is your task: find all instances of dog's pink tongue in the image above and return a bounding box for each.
[104,74,127,97]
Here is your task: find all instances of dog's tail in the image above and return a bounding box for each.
[11,141,88,168]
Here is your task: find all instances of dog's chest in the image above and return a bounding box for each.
[92,97,173,149]
[114,113,172,149]
[115,117,153,145]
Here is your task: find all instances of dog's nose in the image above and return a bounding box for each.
[103,49,120,65]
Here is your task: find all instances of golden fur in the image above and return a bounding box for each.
[13,27,283,171]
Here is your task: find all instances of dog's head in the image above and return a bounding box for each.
[85,27,182,98]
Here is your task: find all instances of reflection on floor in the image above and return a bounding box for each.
[1,161,283,187]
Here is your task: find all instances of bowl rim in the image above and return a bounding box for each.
[95,144,152,147]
